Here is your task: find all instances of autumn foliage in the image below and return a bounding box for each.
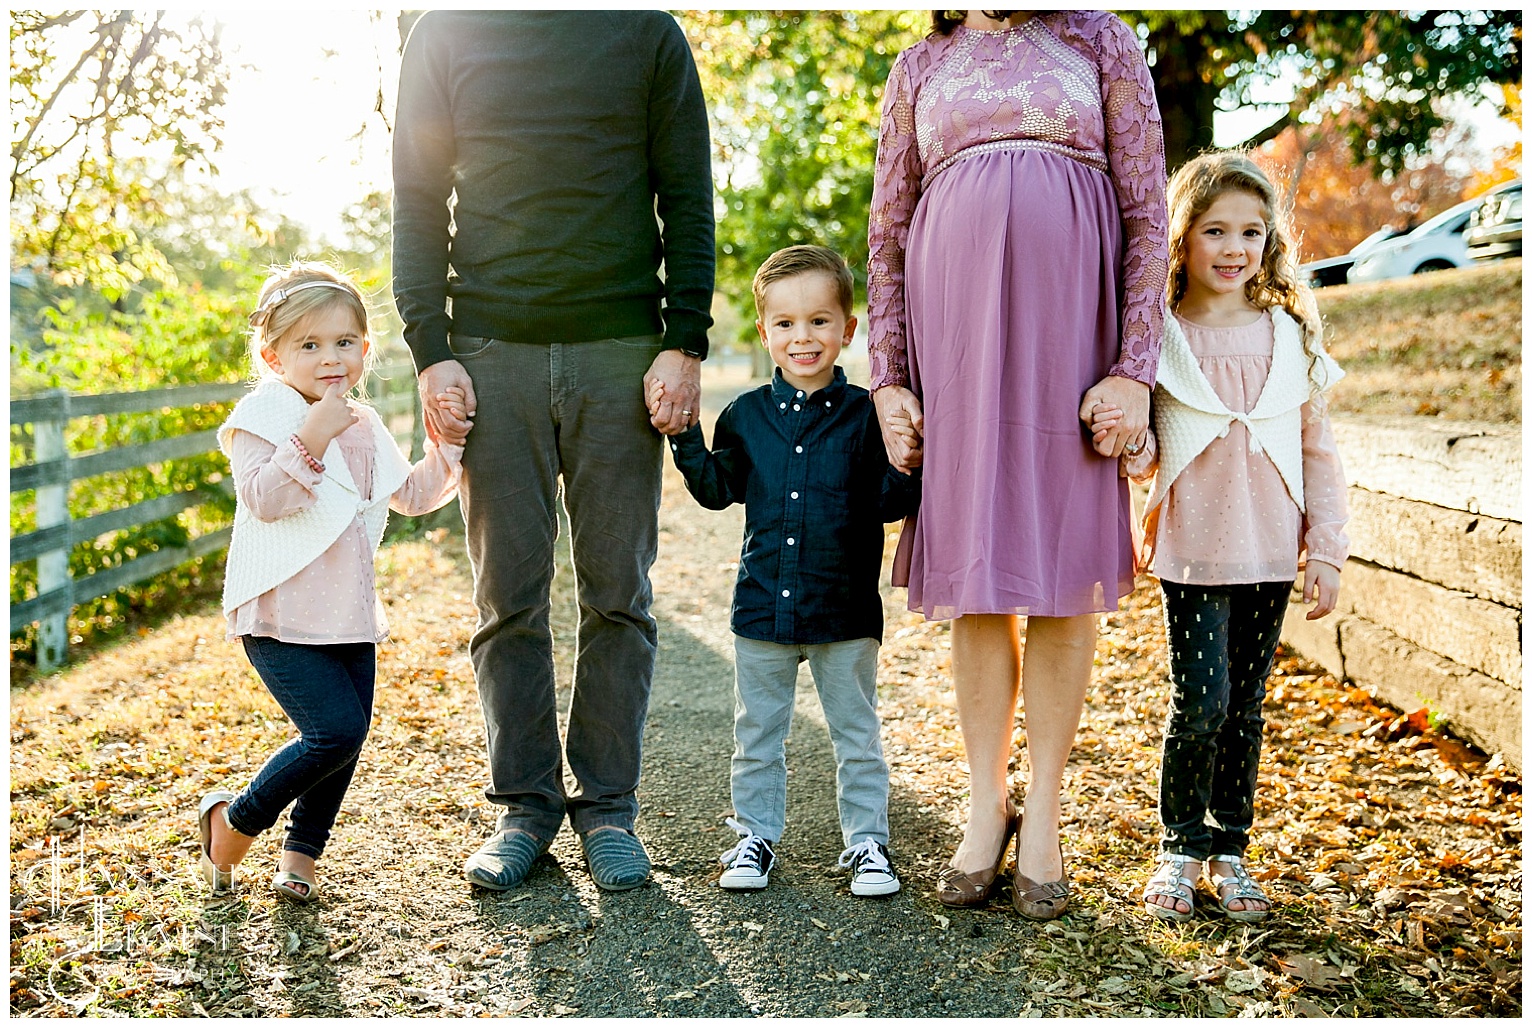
[1252,118,1476,262]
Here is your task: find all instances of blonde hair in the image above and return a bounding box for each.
[752,245,855,319]
[247,260,373,383]
[1166,151,1322,364]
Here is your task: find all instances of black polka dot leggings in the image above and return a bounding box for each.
[1157,579,1290,860]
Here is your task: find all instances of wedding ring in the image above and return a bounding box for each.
[1124,440,1144,456]
[681,409,692,416]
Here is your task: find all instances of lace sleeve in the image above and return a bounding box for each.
[1096,16,1169,386]
[866,50,923,392]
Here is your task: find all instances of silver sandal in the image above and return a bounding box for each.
[1208,854,1270,922]
[1144,853,1201,923]
[271,869,319,904]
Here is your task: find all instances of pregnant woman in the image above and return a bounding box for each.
[867,9,1168,917]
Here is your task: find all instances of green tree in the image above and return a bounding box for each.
[10,10,228,299]
[682,10,925,349]
[1126,10,1523,172]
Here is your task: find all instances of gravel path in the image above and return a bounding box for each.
[453,372,1098,1019]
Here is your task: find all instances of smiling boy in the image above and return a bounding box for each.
[660,245,920,896]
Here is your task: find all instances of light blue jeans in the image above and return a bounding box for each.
[730,635,890,848]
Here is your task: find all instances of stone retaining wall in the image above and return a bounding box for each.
[1280,415,1521,768]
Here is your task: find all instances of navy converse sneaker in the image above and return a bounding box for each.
[839,839,901,897]
[718,817,775,890]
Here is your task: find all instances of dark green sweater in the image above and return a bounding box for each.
[392,10,715,369]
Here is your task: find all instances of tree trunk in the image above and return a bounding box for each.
[1146,25,1217,173]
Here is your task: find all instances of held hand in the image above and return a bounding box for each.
[643,349,701,435]
[1079,375,1149,458]
[873,385,924,470]
[645,379,668,417]
[885,409,924,469]
[436,386,473,436]
[1088,402,1125,456]
[1304,561,1341,620]
[298,379,361,453]
[420,360,476,446]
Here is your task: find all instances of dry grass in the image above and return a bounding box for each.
[1316,259,1521,422]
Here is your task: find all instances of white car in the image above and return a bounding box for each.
[1346,197,1480,284]
[1300,227,1403,287]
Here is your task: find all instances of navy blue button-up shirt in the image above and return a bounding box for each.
[670,367,920,645]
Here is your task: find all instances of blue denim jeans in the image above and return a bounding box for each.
[449,334,664,842]
[227,636,375,859]
[1157,580,1289,859]
[730,635,890,848]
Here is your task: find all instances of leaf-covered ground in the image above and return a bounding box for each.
[9,370,1521,1017]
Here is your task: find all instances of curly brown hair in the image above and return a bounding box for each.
[1166,151,1323,367]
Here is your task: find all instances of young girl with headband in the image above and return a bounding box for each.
[1092,151,1349,922]
[196,261,469,902]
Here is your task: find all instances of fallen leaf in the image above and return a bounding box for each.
[328,938,363,962]
[1274,954,1343,990]
[1224,968,1264,994]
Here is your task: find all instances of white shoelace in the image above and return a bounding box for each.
[720,816,771,867]
[837,838,891,874]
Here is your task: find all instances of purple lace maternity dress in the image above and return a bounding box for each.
[868,11,1169,620]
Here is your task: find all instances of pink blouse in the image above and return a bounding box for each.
[1124,311,1349,585]
[224,420,463,644]
[867,10,1169,390]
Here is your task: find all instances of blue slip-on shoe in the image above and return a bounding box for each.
[464,828,550,891]
[579,827,651,891]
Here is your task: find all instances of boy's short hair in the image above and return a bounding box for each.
[752,245,854,319]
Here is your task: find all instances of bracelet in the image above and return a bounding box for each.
[289,434,325,475]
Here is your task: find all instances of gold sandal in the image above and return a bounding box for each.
[197,791,239,895]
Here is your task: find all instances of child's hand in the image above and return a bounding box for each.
[300,379,361,451]
[436,386,473,435]
[646,380,676,431]
[1088,401,1124,457]
[886,409,923,469]
[1303,561,1341,620]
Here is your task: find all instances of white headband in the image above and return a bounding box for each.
[249,281,355,328]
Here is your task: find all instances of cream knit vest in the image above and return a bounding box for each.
[1145,308,1343,518]
[219,377,413,613]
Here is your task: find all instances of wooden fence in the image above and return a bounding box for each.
[10,362,421,671]
[1280,415,1522,768]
